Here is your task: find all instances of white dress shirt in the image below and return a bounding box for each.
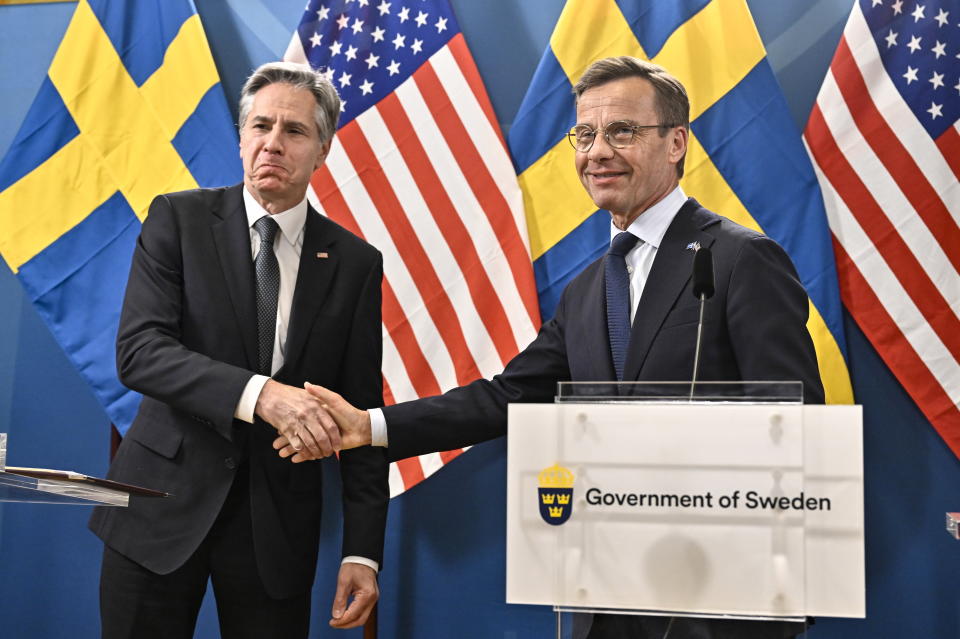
[232,187,377,573]
[368,186,688,448]
[618,185,687,324]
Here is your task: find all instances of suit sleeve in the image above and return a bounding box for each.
[382,290,572,462]
[116,194,252,440]
[337,254,390,564]
[726,236,825,404]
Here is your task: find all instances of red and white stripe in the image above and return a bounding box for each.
[288,35,541,496]
[803,4,960,455]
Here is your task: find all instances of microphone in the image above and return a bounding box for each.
[689,247,714,401]
[692,246,715,299]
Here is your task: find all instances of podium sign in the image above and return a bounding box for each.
[506,403,864,619]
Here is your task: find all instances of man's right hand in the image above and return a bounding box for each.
[255,379,341,458]
[272,383,372,462]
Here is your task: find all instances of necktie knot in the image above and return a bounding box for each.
[254,215,279,247]
[608,231,639,258]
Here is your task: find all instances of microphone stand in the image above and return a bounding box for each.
[689,291,707,402]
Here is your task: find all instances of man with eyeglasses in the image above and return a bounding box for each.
[288,56,823,639]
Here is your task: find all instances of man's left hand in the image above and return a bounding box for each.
[329,562,379,629]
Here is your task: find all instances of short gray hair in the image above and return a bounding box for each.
[238,61,340,144]
[574,56,689,177]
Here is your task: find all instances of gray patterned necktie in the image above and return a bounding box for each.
[254,215,280,375]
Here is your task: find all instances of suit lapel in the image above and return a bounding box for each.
[211,185,258,370]
[622,199,717,380]
[280,207,340,375]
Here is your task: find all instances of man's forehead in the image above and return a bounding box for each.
[577,94,641,110]
[575,94,654,123]
[251,84,313,111]
[247,85,317,128]
[575,77,655,119]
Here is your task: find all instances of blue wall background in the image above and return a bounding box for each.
[1,0,958,637]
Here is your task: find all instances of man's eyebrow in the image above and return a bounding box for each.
[250,113,314,133]
[573,118,640,127]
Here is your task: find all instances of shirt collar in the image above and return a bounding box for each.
[609,185,687,250]
[243,186,308,246]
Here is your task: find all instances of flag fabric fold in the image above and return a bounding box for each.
[804,0,959,454]
[0,0,242,434]
[510,0,854,406]
[284,0,540,497]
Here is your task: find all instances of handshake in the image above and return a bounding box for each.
[254,379,373,461]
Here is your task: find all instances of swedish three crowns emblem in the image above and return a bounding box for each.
[538,464,575,526]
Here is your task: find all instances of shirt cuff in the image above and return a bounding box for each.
[341,555,379,573]
[369,408,388,447]
[234,375,270,423]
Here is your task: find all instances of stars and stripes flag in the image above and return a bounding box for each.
[284,0,541,496]
[804,0,960,454]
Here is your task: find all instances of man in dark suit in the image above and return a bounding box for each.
[89,62,388,639]
[292,57,823,638]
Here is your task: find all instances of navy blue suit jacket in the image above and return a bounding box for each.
[383,198,824,460]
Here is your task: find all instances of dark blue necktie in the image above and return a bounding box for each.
[254,216,280,376]
[605,231,640,381]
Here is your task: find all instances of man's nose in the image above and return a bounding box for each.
[263,128,283,152]
[586,131,615,160]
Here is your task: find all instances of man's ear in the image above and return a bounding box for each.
[669,126,688,164]
[315,140,332,171]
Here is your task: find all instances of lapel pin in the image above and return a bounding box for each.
[685,241,701,252]
[316,252,329,259]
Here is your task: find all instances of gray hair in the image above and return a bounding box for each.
[574,56,689,177]
[238,61,340,144]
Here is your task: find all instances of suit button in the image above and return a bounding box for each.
[224,457,236,469]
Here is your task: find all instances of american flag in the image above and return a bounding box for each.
[804,0,960,454]
[284,0,541,496]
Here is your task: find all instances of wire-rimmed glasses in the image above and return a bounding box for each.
[567,120,675,153]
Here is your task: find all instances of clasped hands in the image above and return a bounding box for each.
[255,379,372,462]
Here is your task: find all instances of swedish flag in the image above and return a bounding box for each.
[0,0,242,432]
[508,0,853,404]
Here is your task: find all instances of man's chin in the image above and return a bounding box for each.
[585,192,621,213]
[250,177,286,192]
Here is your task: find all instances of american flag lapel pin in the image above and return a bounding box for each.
[316,252,329,259]
[686,241,701,252]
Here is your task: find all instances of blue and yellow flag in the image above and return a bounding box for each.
[0,0,242,433]
[508,0,853,404]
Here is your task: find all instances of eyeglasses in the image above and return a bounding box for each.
[567,120,675,153]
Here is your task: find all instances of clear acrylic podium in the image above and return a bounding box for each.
[0,433,131,506]
[503,382,865,638]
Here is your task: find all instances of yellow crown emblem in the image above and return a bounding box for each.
[538,464,575,489]
[548,506,564,518]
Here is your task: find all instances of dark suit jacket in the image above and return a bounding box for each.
[89,184,388,599]
[380,198,823,639]
[383,198,824,460]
